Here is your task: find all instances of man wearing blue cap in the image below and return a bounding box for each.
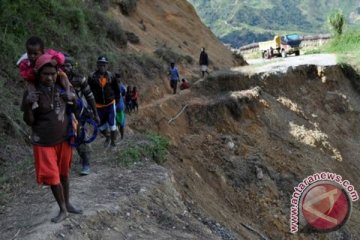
[88,56,120,147]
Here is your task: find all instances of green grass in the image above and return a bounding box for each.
[114,133,170,167]
[325,30,360,53]
[324,29,360,71]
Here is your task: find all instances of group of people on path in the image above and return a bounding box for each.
[19,36,137,223]
[167,47,209,94]
[18,36,210,224]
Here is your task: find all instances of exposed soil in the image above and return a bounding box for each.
[2,54,360,240]
[1,0,360,237]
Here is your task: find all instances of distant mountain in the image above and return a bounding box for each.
[188,0,360,47]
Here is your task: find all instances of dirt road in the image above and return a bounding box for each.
[235,53,337,73]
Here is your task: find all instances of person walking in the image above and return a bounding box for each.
[63,56,99,175]
[115,73,126,139]
[168,62,180,94]
[88,56,120,147]
[199,47,209,77]
[131,86,139,112]
[21,53,81,223]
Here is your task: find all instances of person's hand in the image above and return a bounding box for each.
[26,91,39,104]
[61,91,76,102]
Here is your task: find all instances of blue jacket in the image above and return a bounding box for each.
[169,67,179,81]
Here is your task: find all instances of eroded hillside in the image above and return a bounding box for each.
[1,1,359,240]
[131,62,360,239]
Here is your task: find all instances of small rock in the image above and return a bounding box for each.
[139,187,147,194]
[256,166,264,180]
[126,212,131,217]
[58,233,65,238]
[226,141,235,150]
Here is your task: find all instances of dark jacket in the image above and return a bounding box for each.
[69,73,96,118]
[70,73,94,105]
[22,84,69,146]
[199,51,208,66]
[88,70,120,106]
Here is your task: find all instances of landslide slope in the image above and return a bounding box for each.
[131,61,360,239]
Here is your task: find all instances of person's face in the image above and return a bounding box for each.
[39,66,57,87]
[97,62,108,74]
[63,63,73,75]
[27,44,43,65]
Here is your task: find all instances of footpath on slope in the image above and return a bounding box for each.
[0,53,342,240]
[1,133,241,240]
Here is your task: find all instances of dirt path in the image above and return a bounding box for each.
[0,134,236,240]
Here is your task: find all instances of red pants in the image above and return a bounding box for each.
[33,141,73,185]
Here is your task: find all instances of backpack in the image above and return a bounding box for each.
[67,96,98,148]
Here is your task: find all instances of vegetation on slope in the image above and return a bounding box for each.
[188,0,360,47]
[325,30,360,71]
[0,0,167,202]
[0,0,168,125]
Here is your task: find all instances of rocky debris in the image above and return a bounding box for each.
[289,121,343,161]
[255,166,264,180]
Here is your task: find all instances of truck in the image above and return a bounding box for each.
[259,34,302,58]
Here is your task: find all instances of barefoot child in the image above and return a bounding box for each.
[18,36,72,108]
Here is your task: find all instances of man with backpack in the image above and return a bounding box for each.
[63,56,99,175]
[88,56,120,147]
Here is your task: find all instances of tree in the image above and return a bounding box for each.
[328,10,344,36]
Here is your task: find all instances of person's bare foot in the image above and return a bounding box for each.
[66,204,83,214]
[51,211,68,223]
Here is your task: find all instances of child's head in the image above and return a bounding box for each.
[133,86,137,91]
[170,62,175,68]
[26,36,45,66]
[181,78,186,83]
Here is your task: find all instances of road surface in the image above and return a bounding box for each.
[233,54,337,74]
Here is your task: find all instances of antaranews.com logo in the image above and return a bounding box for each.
[290,172,359,233]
